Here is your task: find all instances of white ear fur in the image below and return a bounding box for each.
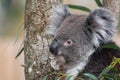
[86,8,117,47]
[45,4,71,36]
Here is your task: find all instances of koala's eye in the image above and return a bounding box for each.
[64,39,73,47]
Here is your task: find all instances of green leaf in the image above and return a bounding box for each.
[111,68,119,79]
[102,44,120,50]
[99,66,112,77]
[102,74,114,80]
[67,4,91,12]
[83,73,98,80]
[95,0,103,7]
[112,68,119,74]
[43,75,48,80]
[15,43,24,59]
[65,75,73,80]
[14,23,23,45]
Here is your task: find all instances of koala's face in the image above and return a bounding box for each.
[49,15,93,65]
[46,5,116,68]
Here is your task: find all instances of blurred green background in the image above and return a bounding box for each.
[0,0,24,37]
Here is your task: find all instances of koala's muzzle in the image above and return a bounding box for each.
[49,39,58,55]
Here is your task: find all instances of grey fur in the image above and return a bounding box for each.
[46,5,118,79]
[86,8,117,47]
[45,4,71,36]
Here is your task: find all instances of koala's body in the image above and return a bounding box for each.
[45,5,120,80]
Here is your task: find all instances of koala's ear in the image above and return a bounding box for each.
[45,4,71,36]
[85,8,117,47]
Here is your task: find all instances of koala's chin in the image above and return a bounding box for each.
[51,52,80,71]
[50,54,66,70]
[56,54,66,65]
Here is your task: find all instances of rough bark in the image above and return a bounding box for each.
[24,0,63,80]
[103,0,120,26]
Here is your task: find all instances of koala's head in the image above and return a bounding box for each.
[45,5,116,68]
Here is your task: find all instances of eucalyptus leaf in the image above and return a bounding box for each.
[99,66,112,77]
[43,75,48,80]
[14,23,23,45]
[83,73,98,80]
[15,44,24,59]
[102,44,120,50]
[101,74,114,80]
[95,0,103,7]
[65,75,73,80]
[68,4,91,12]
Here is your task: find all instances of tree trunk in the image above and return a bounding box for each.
[103,0,120,26]
[24,0,63,80]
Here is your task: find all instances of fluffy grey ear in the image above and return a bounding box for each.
[86,8,117,47]
[45,4,71,36]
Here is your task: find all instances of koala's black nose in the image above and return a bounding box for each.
[49,39,58,55]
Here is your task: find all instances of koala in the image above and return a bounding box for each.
[45,4,120,80]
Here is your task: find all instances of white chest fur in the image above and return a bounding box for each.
[66,49,95,80]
